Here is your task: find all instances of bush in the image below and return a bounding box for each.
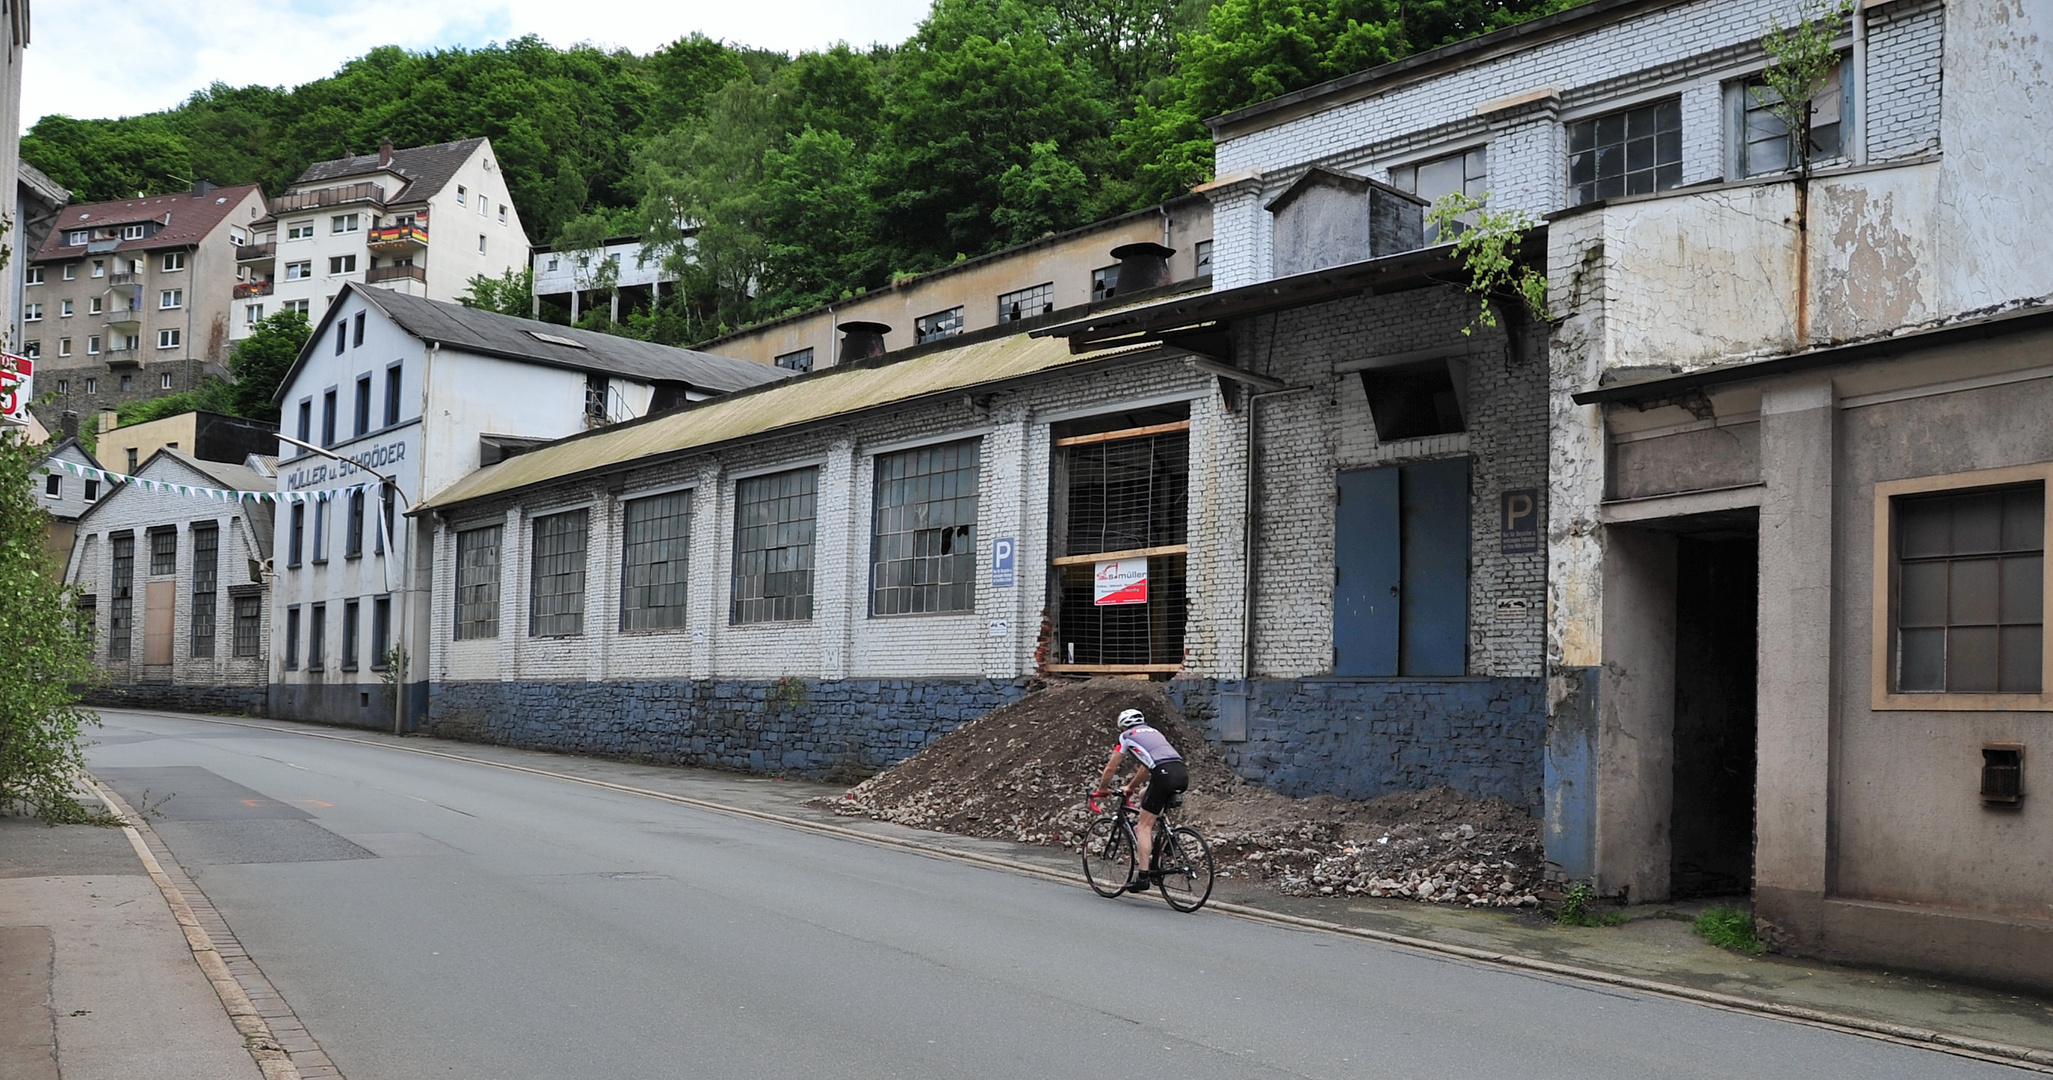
[1693,906,1766,953]
[0,430,102,822]
[1555,881,1627,927]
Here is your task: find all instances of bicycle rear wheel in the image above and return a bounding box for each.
[1158,826,1214,912]
[1081,817,1135,898]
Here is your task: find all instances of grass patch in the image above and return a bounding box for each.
[1693,906,1765,953]
[1555,882,1628,927]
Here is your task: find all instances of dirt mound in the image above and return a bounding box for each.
[818,679,1545,908]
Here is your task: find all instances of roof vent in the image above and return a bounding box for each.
[838,321,891,363]
[1108,242,1175,293]
[525,330,587,350]
[191,178,215,198]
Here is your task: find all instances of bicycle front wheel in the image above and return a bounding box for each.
[1158,826,1215,912]
[1081,817,1135,898]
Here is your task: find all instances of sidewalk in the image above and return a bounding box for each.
[0,810,262,1080]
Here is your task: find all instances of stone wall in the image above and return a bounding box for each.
[85,683,267,716]
[425,677,1033,776]
[1171,677,1546,813]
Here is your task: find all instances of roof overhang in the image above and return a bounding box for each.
[1571,303,2053,407]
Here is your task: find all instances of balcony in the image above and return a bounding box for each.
[108,272,139,288]
[367,224,427,251]
[269,182,386,214]
[234,281,274,299]
[104,303,142,331]
[365,264,426,285]
[236,242,276,262]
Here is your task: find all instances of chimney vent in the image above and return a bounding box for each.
[838,321,892,364]
[379,138,395,167]
[191,178,215,198]
[60,411,79,440]
[1109,242,1176,294]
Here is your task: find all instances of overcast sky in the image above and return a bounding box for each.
[22,0,934,126]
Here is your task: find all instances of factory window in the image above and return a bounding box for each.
[370,596,392,667]
[871,440,980,616]
[233,595,263,657]
[284,606,300,669]
[1890,481,2044,695]
[775,348,813,373]
[1052,411,1189,669]
[149,527,178,575]
[529,509,589,637]
[1091,266,1119,301]
[620,490,691,632]
[289,503,307,567]
[914,306,963,344]
[996,283,1054,324]
[731,468,817,624]
[342,600,360,671]
[346,489,365,559]
[455,524,503,640]
[190,522,217,658]
[1569,97,1683,205]
[1391,146,1488,243]
[1733,59,1850,177]
[110,533,134,660]
[307,603,326,670]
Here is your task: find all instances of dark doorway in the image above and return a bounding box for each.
[1669,530,1758,898]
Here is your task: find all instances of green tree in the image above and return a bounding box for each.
[634,78,782,336]
[460,267,537,318]
[0,430,101,823]
[226,309,312,423]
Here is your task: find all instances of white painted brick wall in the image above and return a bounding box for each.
[1866,0,1944,160]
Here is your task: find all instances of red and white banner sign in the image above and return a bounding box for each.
[1093,558,1149,606]
[0,353,33,426]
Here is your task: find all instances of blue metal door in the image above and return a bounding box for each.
[1399,457,1470,675]
[1333,467,1400,675]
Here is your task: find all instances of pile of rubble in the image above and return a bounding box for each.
[818,679,1545,908]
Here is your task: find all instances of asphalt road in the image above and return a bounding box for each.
[83,710,2028,1080]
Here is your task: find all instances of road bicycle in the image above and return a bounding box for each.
[1081,790,1215,912]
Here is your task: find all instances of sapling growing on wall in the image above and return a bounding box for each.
[1427,192,1550,334]
[1756,0,1855,181]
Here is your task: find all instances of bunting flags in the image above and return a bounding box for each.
[45,457,383,504]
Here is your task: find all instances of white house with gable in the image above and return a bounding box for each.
[267,281,791,727]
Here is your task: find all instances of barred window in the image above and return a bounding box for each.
[233,595,262,657]
[342,600,360,670]
[530,509,589,637]
[191,523,218,658]
[1054,421,1191,669]
[731,468,817,624]
[871,440,980,615]
[110,533,134,659]
[1569,97,1682,205]
[455,525,503,640]
[1894,484,2044,693]
[996,283,1053,324]
[150,527,177,575]
[1064,430,1190,555]
[620,491,691,631]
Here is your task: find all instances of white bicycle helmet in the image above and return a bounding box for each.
[1116,708,1147,729]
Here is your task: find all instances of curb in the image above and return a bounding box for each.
[130,712,2053,1075]
[87,777,345,1080]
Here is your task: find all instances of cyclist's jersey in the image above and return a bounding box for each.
[1116,724,1181,770]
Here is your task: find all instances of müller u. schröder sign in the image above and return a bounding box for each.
[286,438,408,491]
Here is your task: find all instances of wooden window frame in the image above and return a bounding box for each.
[1871,463,2053,711]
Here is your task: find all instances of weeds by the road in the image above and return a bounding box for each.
[1555,882,1627,927]
[1694,907,1766,953]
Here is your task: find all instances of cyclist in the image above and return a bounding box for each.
[1093,707,1188,893]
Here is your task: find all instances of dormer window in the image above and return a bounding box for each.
[64,230,87,246]
[121,224,146,240]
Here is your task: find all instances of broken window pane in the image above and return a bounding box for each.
[871,439,980,616]
[731,468,817,624]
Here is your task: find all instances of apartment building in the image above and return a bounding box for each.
[234,138,530,342]
[531,235,677,325]
[698,195,1212,372]
[24,182,267,423]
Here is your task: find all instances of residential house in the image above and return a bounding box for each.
[11,162,68,359]
[24,182,268,423]
[697,195,1213,373]
[65,448,275,715]
[235,138,530,342]
[32,435,103,570]
[267,282,790,727]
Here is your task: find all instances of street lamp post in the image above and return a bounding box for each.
[275,432,412,736]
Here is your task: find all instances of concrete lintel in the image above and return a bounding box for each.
[1476,86,1562,120]
[1599,483,1764,524]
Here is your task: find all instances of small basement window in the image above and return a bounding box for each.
[1982,744,2024,806]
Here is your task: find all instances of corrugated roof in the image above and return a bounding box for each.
[421,331,1141,512]
[353,287,792,393]
[31,184,264,262]
[295,138,486,204]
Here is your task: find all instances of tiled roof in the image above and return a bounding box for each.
[294,138,487,204]
[31,184,264,262]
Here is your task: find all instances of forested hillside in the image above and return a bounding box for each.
[23,0,1573,344]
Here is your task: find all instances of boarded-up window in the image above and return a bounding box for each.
[1334,459,1471,676]
[731,469,817,624]
[455,525,503,640]
[530,509,589,637]
[871,440,979,616]
[191,522,218,658]
[1053,420,1189,668]
[1895,484,2043,693]
[620,491,690,631]
[110,533,134,659]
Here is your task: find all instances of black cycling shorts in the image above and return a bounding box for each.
[1138,759,1188,816]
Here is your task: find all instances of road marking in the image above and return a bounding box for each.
[103,709,2053,1075]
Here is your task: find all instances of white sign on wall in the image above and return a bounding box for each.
[0,353,33,426]
[1093,558,1148,606]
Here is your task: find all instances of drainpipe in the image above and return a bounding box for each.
[1241,382,1316,680]
[1851,3,1868,166]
